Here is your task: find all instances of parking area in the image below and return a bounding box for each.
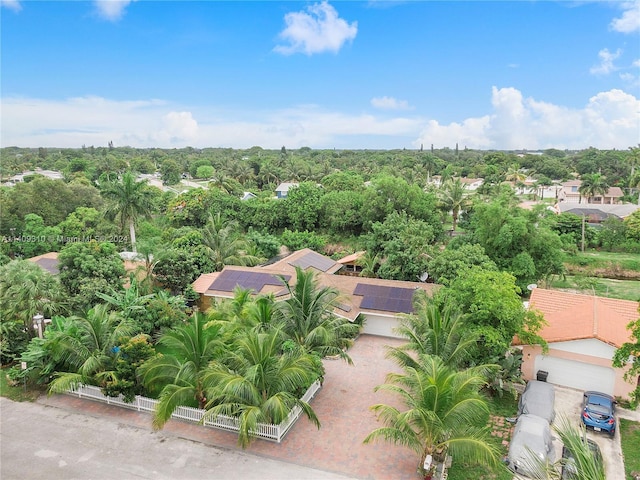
[551,385,625,480]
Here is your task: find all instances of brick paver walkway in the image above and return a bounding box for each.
[39,335,421,480]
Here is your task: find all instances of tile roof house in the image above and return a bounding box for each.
[193,248,438,338]
[515,288,639,399]
[558,180,624,205]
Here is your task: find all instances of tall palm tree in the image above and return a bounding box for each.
[629,171,640,205]
[0,260,65,335]
[579,173,610,204]
[48,304,135,393]
[202,329,321,448]
[201,213,261,272]
[276,266,360,362]
[388,293,477,370]
[100,171,155,252]
[139,312,226,428]
[438,178,469,232]
[363,355,500,474]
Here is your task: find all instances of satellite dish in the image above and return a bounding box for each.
[418,272,429,282]
[527,284,538,291]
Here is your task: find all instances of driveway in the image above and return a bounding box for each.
[546,385,625,480]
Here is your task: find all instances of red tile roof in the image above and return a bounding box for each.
[523,289,638,348]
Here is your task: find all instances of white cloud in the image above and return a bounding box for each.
[590,48,622,75]
[1,0,21,12]
[610,1,640,34]
[415,86,640,150]
[274,1,357,55]
[2,88,638,151]
[370,96,411,110]
[94,0,135,21]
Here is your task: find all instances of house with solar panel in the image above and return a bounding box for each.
[192,248,438,338]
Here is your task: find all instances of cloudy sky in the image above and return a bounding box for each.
[1,0,639,150]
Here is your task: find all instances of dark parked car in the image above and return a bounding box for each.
[561,438,603,479]
[581,391,616,437]
[518,380,556,424]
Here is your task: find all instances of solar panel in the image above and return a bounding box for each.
[356,284,416,313]
[210,270,291,293]
[290,252,337,272]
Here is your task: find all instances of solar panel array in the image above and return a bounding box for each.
[290,252,337,272]
[353,283,415,314]
[209,270,289,293]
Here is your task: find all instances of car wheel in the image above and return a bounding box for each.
[609,430,615,438]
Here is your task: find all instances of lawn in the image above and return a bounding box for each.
[620,418,640,480]
[564,250,640,275]
[548,275,640,301]
[447,393,518,480]
[0,367,43,402]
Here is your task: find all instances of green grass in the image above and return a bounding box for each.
[0,367,43,402]
[548,275,640,301]
[620,418,640,480]
[564,250,640,272]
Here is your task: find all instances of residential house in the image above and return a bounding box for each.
[515,288,639,399]
[240,191,257,201]
[27,252,60,275]
[192,248,438,338]
[336,251,365,276]
[5,169,64,186]
[274,182,299,199]
[555,202,640,223]
[558,180,624,205]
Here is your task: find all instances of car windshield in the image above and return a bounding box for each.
[587,402,611,414]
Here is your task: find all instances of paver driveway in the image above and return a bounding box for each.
[40,334,422,480]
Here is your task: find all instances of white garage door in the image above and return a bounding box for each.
[362,316,401,338]
[534,355,615,395]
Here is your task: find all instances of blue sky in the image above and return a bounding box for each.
[1,0,639,150]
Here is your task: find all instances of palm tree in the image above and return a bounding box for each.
[202,329,321,448]
[388,292,477,369]
[629,171,640,205]
[201,213,261,272]
[139,312,226,428]
[363,355,500,475]
[0,260,65,335]
[579,173,610,204]
[438,178,469,232]
[357,251,380,278]
[48,304,135,394]
[517,416,605,480]
[276,266,360,362]
[100,171,155,252]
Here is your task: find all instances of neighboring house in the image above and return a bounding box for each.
[192,248,438,338]
[459,177,484,191]
[240,191,257,201]
[555,202,640,222]
[336,251,365,276]
[274,182,299,199]
[558,180,624,205]
[5,169,64,186]
[515,288,639,399]
[27,252,60,275]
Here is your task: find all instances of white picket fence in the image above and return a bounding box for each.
[66,380,322,443]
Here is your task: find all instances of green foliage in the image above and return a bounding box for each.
[0,319,29,365]
[160,159,181,185]
[366,211,435,281]
[195,165,215,179]
[154,247,213,294]
[364,355,500,473]
[102,334,155,402]
[282,182,324,231]
[58,240,126,311]
[12,214,61,257]
[620,419,640,479]
[625,210,640,242]
[318,190,365,236]
[441,268,545,362]
[57,207,104,240]
[245,229,281,260]
[613,312,640,405]
[280,229,325,252]
[0,259,65,334]
[550,213,596,248]
[467,200,564,290]
[166,189,214,227]
[427,242,497,286]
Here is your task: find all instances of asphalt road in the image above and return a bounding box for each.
[0,398,356,480]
